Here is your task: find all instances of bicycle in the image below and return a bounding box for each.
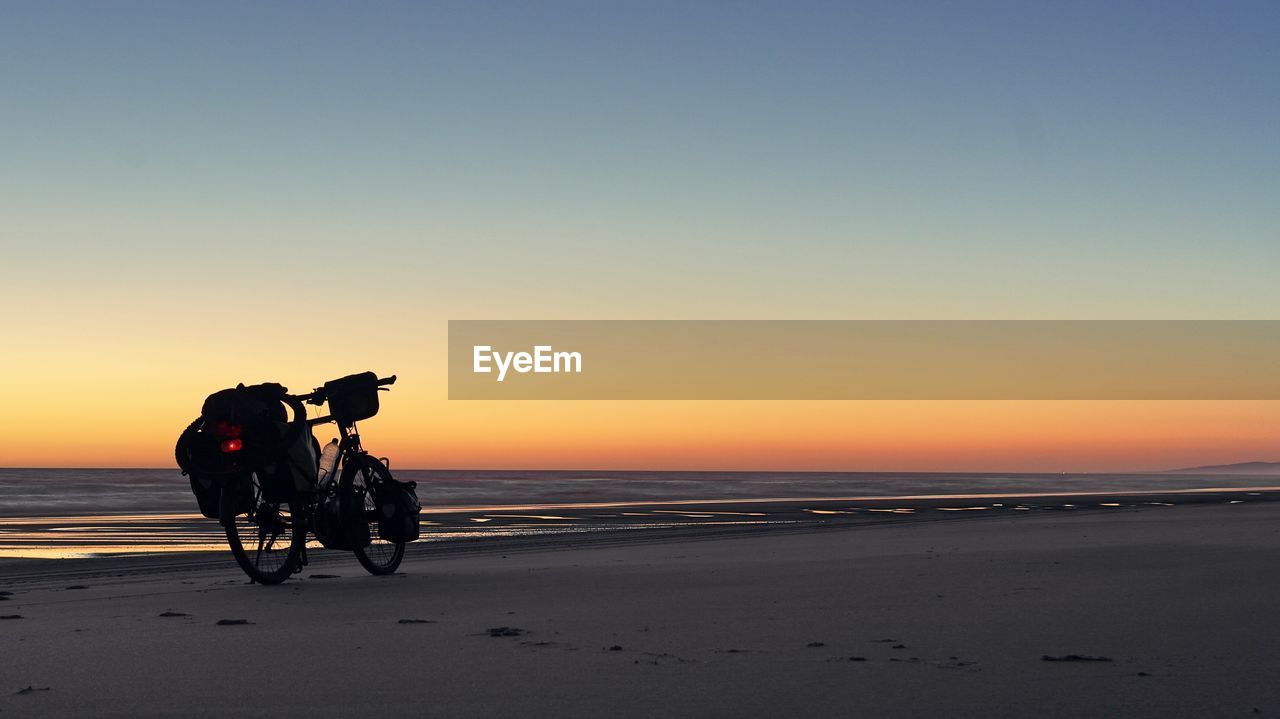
[176,372,417,584]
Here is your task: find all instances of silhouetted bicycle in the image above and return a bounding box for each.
[177,373,417,584]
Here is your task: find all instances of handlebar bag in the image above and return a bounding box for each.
[375,478,421,543]
[324,372,380,424]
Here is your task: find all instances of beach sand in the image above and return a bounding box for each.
[2,500,1279,717]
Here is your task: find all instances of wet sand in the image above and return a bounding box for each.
[3,487,1275,561]
[2,499,1280,717]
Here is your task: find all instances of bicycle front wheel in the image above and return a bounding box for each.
[221,473,305,585]
[340,455,406,575]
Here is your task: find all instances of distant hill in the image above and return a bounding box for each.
[1165,461,1280,476]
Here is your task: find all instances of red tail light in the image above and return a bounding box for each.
[215,422,243,438]
[220,438,243,453]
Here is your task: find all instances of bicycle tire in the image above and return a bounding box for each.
[221,473,305,585]
[340,455,406,575]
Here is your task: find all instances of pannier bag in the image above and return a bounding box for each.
[188,473,222,519]
[188,473,252,519]
[199,383,289,470]
[376,478,421,543]
[255,430,319,503]
[177,382,318,517]
[315,491,370,551]
[324,371,380,424]
[176,415,248,519]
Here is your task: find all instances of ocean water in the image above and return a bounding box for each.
[0,467,1275,518]
[1,468,1276,560]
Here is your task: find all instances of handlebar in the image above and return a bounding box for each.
[289,374,397,406]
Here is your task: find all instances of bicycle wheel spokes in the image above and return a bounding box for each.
[224,473,302,583]
[339,455,404,575]
[353,465,399,567]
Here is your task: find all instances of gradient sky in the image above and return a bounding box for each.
[2,1,1278,471]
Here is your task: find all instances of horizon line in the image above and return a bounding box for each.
[2,462,1277,475]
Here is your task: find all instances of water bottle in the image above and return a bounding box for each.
[317,439,340,489]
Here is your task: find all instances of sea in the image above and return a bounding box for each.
[1,468,1275,560]
[0,467,1275,519]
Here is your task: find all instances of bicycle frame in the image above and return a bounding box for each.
[303,375,396,485]
[308,414,369,478]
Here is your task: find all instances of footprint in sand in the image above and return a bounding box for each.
[1041,654,1112,663]
[16,686,51,695]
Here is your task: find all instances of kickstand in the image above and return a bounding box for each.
[293,545,309,574]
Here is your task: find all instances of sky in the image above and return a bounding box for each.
[2,1,1278,471]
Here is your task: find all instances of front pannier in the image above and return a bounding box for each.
[315,492,370,550]
[376,478,421,543]
[324,371,380,424]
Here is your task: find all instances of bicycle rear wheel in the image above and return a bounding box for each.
[340,455,405,575]
[221,473,305,585]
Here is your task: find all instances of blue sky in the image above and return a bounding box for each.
[3,1,1277,321]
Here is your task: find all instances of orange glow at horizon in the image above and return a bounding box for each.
[3,302,1277,473]
[4,386,1277,473]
